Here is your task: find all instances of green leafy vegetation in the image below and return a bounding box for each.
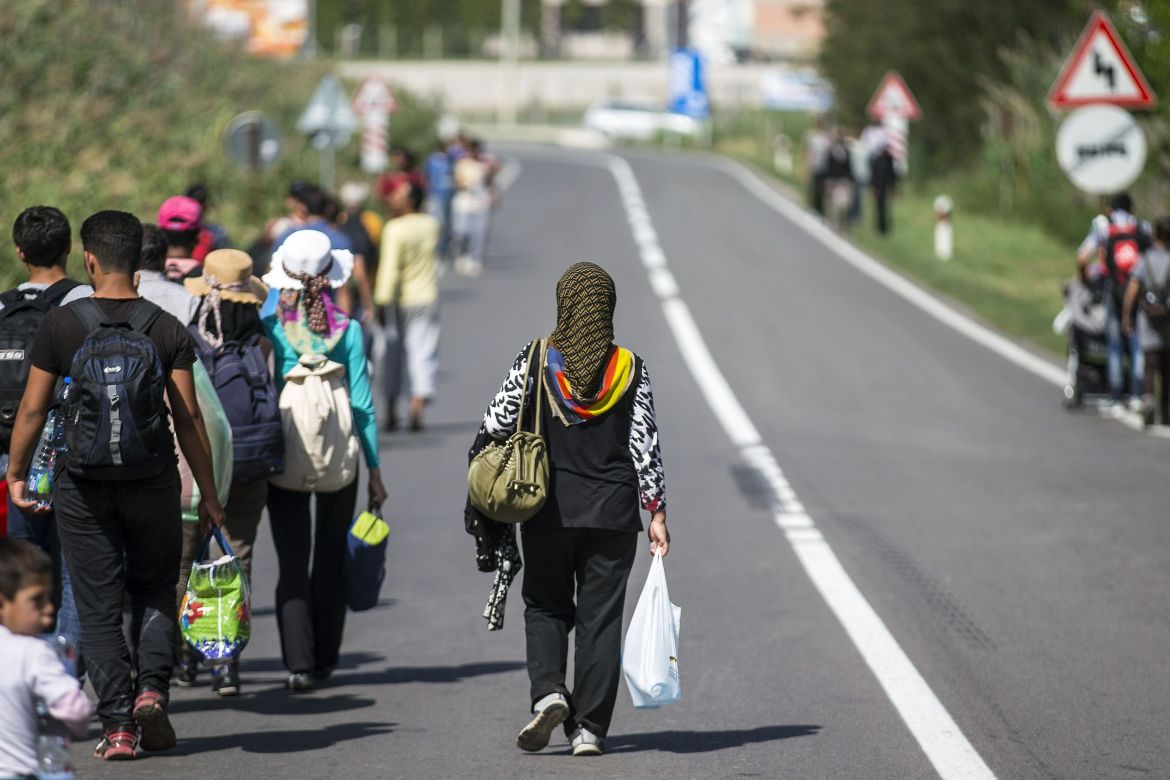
[0,0,437,290]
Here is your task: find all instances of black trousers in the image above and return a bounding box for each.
[55,468,182,730]
[267,480,357,674]
[874,187,891,234]
[521,528,638,738]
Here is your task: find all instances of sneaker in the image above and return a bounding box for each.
[516,693,570,753]
[212,664,240,697]
[570,727,604,757]
[1103,401,1126,419]
[174,659,198,687]
[94,729,138,760]
[132,691,176,752]
[1128,396,1145,413]
[286,672,314,692]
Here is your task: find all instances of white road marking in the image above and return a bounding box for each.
[605,154,997,780]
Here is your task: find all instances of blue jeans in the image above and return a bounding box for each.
[6,493,82,668]
[1107,294,1143,400]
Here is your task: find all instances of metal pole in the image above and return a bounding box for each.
[676,0,688,49]
[497,0,521,125]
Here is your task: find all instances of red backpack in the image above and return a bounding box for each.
[1103,222,1151,288]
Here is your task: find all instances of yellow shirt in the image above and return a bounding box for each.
[375,213,440,308]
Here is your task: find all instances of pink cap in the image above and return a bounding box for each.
[157,196,202,232]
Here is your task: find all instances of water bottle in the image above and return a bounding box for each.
[35,637,77,780]
[27,379,71,511]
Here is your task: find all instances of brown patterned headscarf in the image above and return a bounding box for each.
[282,263,333,334]
[550,262,617,400]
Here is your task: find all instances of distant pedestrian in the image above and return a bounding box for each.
[138,223,199,323]
[424,139,456,261]
[158,195,205,281]
[451,139,494,277]
[377,148,425,206]
[1123,216,1170,425]
[375,180,440,432]
[1080,192,1151,411]
[186,184,232,262]
[177,249,278,696]
[823,130,855,233]
[869,135,898,235]
[470,262,669,757]
[0,538,94,779]
[7,209,224,760]
[804,117,831,216]
[0,207,91,669]
[261,230,387,691]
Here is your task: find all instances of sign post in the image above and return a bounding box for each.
[867,71,921,175]
[224,111,283,226]
[352,76,398,175]
[1048,11,1157,195]
[668,47,710,144]
[296,74,357,191]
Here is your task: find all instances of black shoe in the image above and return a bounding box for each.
[311,666,335,683]
[383,408,399,432]
[173,659,198,688]
[286,672,314,692]
[212,664,240,697]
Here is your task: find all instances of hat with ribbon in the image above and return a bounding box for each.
[261,229,353,290]
[184,249,268,305]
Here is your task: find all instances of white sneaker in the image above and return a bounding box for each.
[1103,402,1126,419]
[516,694,569,752]
[1127,396,1144,413]
[570,727,603,757]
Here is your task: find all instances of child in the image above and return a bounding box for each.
[0,537,94,776]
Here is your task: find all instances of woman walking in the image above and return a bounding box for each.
[475,262,669,757]
[176,249,280,696]
[262,231,387,691]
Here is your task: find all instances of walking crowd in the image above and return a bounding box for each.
[803,117,900,235]
[0,129,672,775]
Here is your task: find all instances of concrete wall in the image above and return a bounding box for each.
[338,60,776,114]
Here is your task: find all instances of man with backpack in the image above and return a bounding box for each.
[1123,217,1170,426]
[6,210,225,760]
[1079,193,1152,412]
[0,206,92,663]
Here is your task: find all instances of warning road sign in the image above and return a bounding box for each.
[352,76,397,118]
[1048,11,1156,110]
[867,71,921,121]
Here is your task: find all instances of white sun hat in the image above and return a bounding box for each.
[263,229,354,290]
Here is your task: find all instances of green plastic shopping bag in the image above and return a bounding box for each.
[180,526,250,664]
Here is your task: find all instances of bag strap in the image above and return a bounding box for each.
[533,339,545,438]
[197,525,234,562]
[71,298,107,334]
[515,339,539,435]
[126,300,163,334]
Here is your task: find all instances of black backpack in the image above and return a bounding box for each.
[64,299,170,480]
[0,279,82,450]
[187,327,285,482]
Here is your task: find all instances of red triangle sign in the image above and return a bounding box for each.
[867,71,922,121]
[352,76,398,117]
[1048,11,1156,110]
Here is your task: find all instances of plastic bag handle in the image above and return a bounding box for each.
[197,525,235,562]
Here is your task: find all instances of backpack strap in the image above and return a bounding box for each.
[0,288,28,309]
[70,298,108,334]
[238,333,272,388]
[41,279,82,307]
[126,300,163,335]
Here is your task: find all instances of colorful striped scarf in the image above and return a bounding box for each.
[544,344,635,426]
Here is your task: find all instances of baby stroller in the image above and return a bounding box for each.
[1057,277,1110,408]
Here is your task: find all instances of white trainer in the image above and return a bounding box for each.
[516,694,569,752]
[570,727,603,757]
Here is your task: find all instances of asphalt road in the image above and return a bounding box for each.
[84,146,1169,779]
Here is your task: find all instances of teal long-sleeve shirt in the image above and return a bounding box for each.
[264,316,381,470]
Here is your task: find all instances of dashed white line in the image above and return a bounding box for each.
[606,154,997,780]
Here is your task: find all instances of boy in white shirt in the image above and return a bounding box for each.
[0,538,94,775]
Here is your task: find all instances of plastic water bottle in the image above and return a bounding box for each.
[35,637,76,780]
[27,379,71,511]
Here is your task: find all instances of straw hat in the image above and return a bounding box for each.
[184,249,268,305]
[262,230,353,290]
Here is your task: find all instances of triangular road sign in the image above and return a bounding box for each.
[1048,11,1156,110]
[296,74,358,136]
[867,71,922,121]
[352,76,398,118]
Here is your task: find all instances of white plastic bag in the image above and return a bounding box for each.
[622,551,681,708]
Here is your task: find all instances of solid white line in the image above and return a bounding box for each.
[604,154,996,780]
[705,157,1068,388]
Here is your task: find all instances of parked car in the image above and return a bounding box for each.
[582,99,701,140]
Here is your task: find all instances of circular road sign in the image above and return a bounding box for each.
[225,111,282,171]
[1056,104,1147,194]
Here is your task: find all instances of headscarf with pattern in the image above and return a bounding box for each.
[549,262,617,400]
